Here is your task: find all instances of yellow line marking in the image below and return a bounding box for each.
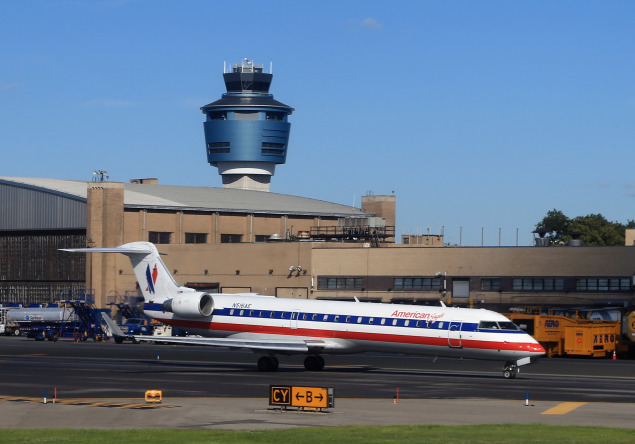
[541,402,587,415]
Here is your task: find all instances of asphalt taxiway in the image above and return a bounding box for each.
[1,336,634,429]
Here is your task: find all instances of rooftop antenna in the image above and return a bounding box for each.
[92,170,109,182]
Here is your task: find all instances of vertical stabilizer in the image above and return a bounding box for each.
[61,242,182,303]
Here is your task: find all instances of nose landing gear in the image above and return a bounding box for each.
[503,361,518,379]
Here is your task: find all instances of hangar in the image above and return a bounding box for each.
[1,176,634,312]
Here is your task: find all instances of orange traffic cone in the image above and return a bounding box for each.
[612,350,617,360]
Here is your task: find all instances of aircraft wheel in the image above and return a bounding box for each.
[257,356,279,372]
[503,363,518,379]
[304,355,325,371]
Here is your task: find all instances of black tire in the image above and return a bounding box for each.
[257,356,279,372]
[304,355,325,371]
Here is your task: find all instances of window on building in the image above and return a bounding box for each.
[576,278,630,292]
[220,234,242,243]
[481,278,501,291]
[512,278,564,291]
[185,233,207,244]
[393,277,441,290]
[317,277,363,290]
[149,231,171,244]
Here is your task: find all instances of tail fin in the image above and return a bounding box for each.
[61,242,182,303]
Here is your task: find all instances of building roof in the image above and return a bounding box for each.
[0,177,370,218]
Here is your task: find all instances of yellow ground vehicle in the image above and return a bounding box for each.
[505,312,619,358]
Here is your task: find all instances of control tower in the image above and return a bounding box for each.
[201,58,294,191]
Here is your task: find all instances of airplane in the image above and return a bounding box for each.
[62,241,545,378]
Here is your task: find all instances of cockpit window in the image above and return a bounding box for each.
[479,321,520,331]
[497,321,520,331]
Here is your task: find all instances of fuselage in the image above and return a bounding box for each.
[145,294,545,361]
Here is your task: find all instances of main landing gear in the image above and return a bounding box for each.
[257,356,279,372]
[503,361,518,379]
[303,355,325,371]
[256,354,325,372]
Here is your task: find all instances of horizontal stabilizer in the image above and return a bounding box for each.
[60,247,153,254]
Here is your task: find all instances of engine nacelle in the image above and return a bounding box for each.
[162,292,214,318]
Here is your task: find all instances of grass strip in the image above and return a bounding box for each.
[1,424,634,443]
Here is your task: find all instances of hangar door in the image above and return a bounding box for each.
[452,280,470,299]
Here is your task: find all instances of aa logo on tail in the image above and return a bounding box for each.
[145,264,158,293]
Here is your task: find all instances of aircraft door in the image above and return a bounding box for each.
[290,310,300,329]
[448,321,462,348]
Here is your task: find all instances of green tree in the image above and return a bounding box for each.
[535,209,570,245]
[566,214,625,246]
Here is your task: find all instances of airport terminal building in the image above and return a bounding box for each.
[1,176,634,313]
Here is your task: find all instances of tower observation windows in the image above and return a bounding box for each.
[266,112,284,121]
[208,112,226,120]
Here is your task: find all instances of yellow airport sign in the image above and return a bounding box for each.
[270,386,291,406]
[269,385,334,409]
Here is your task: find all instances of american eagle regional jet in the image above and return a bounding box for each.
[63,242,545,378]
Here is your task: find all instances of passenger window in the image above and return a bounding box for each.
[291,312,297,320]
[323,314,328,321]
[357,317,362,324]
[404,320,410,327]
[392,319,398,326]
[229,309,235,315]
[380,318,386,325]
[312,314,317,321]
[369,317,374,324]
[346,316,351,323]
[302,313,308,320]
[239,310,244,316]
[334,315,340,322]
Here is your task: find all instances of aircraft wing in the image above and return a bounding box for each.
[133,335,311,353]
[132,335,357,354]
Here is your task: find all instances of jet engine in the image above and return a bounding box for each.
[162,292,214,317]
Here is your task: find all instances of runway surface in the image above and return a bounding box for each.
[1,335,634,403]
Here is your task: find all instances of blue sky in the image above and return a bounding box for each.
[2,1,634,246]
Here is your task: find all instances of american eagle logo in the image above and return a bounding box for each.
[145,264,158,294]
